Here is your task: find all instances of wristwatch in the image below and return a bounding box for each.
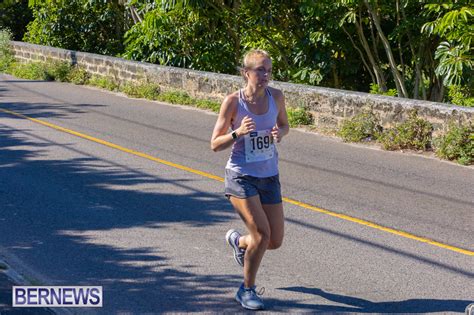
[231,130,238,140]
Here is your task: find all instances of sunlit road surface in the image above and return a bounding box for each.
[1,73,473,313]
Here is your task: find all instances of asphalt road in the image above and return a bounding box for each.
[0,73,473,314]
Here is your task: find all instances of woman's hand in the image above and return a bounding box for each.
[271,126,283,143]
[237,115,256,136]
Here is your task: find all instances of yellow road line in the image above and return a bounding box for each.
[1,107,473,256]
[282,197,474,256]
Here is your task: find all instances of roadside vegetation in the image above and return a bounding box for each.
[378,110,433,151]
[338,110,473,165]
[1,27,472,165]
[287,107,313,128]
[337,111,381,142]
[433,123,473,165]
[0,30,222,113]
[0,0,472,106]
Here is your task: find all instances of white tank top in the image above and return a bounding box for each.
[225,88,279,177]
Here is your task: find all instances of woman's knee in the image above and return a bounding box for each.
[251,229,271,248]
[268,236,283,250]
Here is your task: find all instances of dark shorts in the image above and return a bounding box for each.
[224,168,282,204]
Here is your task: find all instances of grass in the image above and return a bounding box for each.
[120,82,221,112]
[121,82,161,100]
[8,62,53,81]
[287,106,313,127]
[88,75,119,91]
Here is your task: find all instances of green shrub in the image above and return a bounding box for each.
[338,111,381,142]
[157,91,194,105]
[0,54,13,72]
[121,82,161,100]
[434,123,473,165]
[369,83,398,97]
[0,28,12,55]
[378,110,433,151]
[6,58,75,82]
[67,67,89,85]
[121,83,221,112]
[138,84,161,100]
[46,60,72,82]
[0,28,14,72]
[9,62,53,81]
[88,75,119,91]
[447,85,474,107]
[195,99,221,113]
[24,1,125,56]
[287,107,313,127]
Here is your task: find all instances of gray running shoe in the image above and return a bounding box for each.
[225,229,245,267]
[235,283,264,310]
[466,303,474,315]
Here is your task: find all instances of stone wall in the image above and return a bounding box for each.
[10,41,474,132]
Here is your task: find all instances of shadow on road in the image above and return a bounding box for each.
[0,81,472,312]
[276,286,472,313]
[0,123,242,312]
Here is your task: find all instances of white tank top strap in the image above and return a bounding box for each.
[238,88,276,116]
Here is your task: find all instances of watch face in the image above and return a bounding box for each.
[232,131,238,140]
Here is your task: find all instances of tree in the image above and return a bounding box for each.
[123,2,237,73]
[4,0,472,106]
[23,0,128,56]
[422,1,473,89]
[0,0,33,40]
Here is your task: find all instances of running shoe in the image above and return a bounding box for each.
[225,229,245,267]
[466,303,474,315]
[235,283,264,310]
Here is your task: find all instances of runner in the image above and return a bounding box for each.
[210,49,289,310]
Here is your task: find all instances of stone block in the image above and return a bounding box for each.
[8,41,474,132]
[169,71,183,88]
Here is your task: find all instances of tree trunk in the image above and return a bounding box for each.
[355,18,387,91]
[418,45,427,100]
[341,25,376,84]
[396,0,406,88]
[331,62,340,88]
[400,1,424,99]
[231,0,241,68]
[364,0,409,98]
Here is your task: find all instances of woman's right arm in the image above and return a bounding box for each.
[210,95,238,152]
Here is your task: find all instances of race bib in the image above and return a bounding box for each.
[244,130,274,163]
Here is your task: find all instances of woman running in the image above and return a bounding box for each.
[210,49,289,310]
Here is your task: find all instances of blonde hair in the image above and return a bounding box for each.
[240,49,271,81]
[242,49,271,68]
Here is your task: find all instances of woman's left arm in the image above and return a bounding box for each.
[271,89,289,143]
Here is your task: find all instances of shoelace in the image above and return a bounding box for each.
[242,285,265,297]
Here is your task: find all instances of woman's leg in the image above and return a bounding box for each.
[229,195,270,288]
[262,202,284,250]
